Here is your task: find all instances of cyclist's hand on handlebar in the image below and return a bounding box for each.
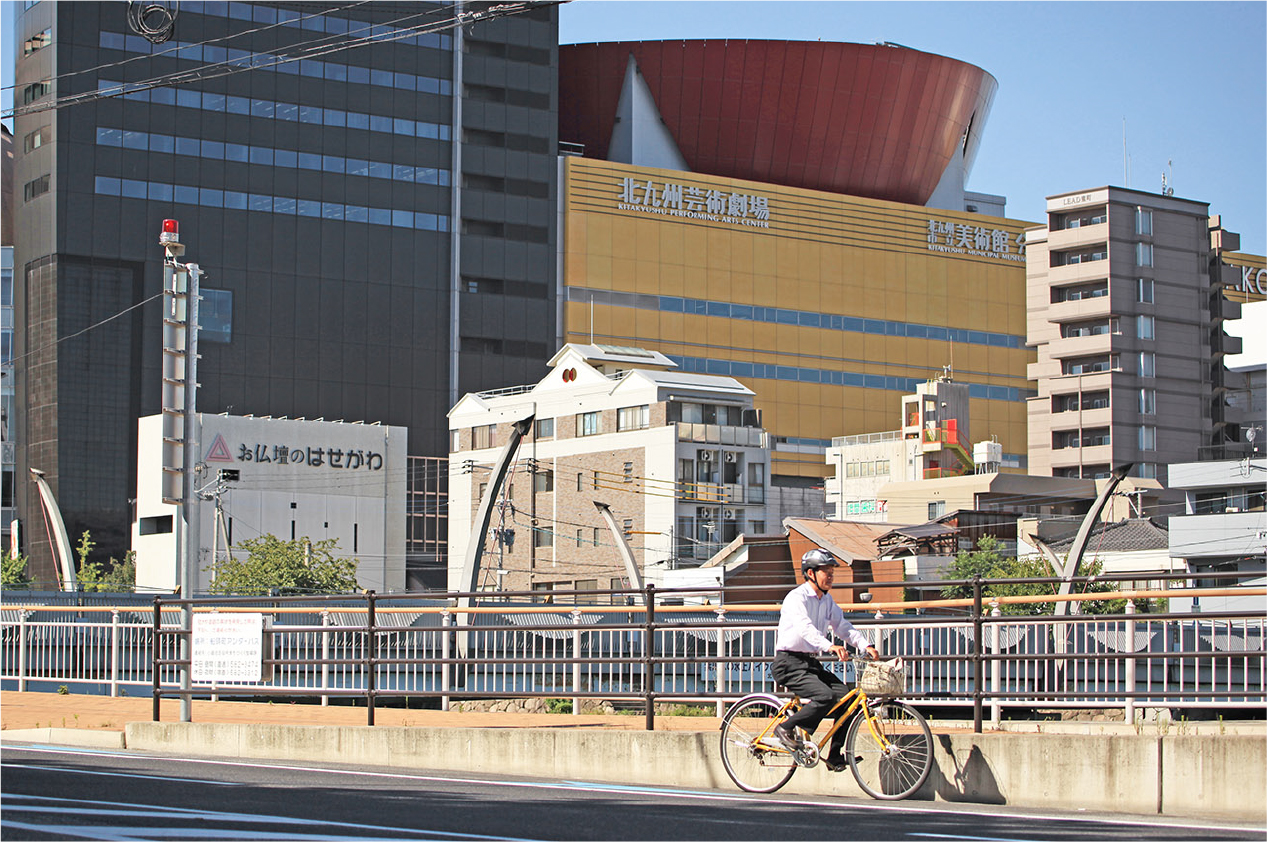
[827,644,850,661]
[865,645,880,661]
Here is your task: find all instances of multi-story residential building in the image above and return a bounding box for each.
[1166,458,1266,612]
[1024,187,1260,491]
[10,2,557,588]
[447,343,770,596]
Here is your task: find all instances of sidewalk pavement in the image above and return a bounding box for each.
[5,690,1262,739]
[0,691,731,735]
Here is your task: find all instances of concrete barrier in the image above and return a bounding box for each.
[2,728,126,749]
[122,722,1265,822]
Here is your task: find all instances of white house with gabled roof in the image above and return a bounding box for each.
[447,343,770,600]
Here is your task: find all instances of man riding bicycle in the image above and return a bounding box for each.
[771,548,880,772]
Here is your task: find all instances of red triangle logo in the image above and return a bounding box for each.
[205,434,233,463]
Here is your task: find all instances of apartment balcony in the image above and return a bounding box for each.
[1047,406,1113,431]
[1049,442,1115,469]
[678,481,728,504]
[1046,295,1114,324]
[676,422,767,447]
[1043,370,1114,395]
[1045,333,1117,360]
[1046,222,1109,251]
[1046,260,1111,287]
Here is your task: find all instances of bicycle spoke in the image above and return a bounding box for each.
[846,700,933,800]
[719,696,798,794]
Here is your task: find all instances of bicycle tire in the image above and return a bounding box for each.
[719,695,797,794]
[844,699,933,800]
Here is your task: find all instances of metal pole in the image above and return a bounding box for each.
[152,597,162,722]
[989,603,1001,729]
[571,607,582,716]
[972,574,983,734]
[110,609,120,698]
[644,583,656,731]
[179,262,201,724]
[714,606,726,717]
[17,610,27,692]
[441,608,451,712]
[366,591,377,726]
[321,610,330,707]
[1124,600,1136,725]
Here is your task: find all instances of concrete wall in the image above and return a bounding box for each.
[124,723,1264,822]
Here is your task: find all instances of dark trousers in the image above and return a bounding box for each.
[771,650,852,753]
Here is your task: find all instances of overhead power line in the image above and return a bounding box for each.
[5,2,551,120]
[1,0,376,95]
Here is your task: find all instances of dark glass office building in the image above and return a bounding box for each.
[12,1,558,588]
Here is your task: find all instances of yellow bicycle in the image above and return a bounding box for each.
[719,658,933,799]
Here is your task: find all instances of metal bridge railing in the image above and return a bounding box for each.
[2,573,1263,732]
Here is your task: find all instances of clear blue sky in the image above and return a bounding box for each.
[4,1,1263,356]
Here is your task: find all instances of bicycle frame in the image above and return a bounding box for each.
[759,686,892,757]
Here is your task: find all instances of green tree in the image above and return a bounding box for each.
[940,535,1153,615]
[1,553,32,589]
[206,535,359,596]
[72,532,137,593]
[78,551,138,593]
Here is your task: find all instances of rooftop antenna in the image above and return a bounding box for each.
[589,294,594,344]
[1161,159,1174,196]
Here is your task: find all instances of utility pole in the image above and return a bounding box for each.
[198,467,237,584]
[160,219,201,723]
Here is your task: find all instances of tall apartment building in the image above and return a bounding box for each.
[1024,187,1252,491]
[11,2,557,587]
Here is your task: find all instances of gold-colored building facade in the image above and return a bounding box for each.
[561,157,1037,480]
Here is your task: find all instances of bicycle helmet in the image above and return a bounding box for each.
[801,548,838,573]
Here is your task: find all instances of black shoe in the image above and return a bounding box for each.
[823,753,848,772]
[824,751,863,771]
[772,723,801,752]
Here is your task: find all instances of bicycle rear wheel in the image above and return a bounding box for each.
[719,695,797,794]
[845,700,933,800]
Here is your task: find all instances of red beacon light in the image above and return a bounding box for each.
[159,218,180,245]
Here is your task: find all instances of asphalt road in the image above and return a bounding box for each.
[2,743,1263,842]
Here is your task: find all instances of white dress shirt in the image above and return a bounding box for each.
[774,580,872,654]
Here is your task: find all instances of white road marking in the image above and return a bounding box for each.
[5,745,1261,836]
[4,761,242,785]
[0,793,541,841]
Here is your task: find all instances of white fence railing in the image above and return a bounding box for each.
[3,595,1263,729]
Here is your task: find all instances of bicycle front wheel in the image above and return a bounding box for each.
[719,695,797,794]
[845,700,933,800]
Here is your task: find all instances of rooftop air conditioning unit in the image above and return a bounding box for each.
[724,452,737,463]
[700,451,714,461]
[724,508,737,519]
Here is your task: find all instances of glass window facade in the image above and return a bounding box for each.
[13,1,559,581]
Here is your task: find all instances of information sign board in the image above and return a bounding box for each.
[192,612,265,683]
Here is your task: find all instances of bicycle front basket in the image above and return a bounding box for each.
[859,659,905,697]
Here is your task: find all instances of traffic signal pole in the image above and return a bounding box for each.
[160,219,201,723]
